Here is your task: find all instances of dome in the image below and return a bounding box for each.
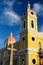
[5,32,16,44]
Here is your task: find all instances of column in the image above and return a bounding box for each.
[19,56,20,65]
[26,54,28,65]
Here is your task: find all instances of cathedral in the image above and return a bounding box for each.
[0,3,43,65]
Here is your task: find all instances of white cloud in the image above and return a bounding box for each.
[3,0,15,11]
[4,11,21,26]
[0,0,21,26]
[33,3,43,16]
[4,0,15,6]
[33,3,41,14]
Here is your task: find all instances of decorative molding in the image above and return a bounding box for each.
[19,48,39,53]
[27,48,39,52]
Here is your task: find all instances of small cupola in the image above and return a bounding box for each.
[4,32,16,47]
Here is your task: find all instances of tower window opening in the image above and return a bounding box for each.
[32,59,36,64]
[32,37,35,41]
[31,20,34,28]
[23,21,26,29]
[23,37,25,41]
[24,13,25,15]
[31,12,33,15]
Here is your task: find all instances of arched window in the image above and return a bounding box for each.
[32,37,35,41]
[22,59,25,65]
[31,12,33,15]
[24,13,25,15]
[31,20,34,28]
[32,59,36,64]
[23,37,25,41]
[24,21,26,29]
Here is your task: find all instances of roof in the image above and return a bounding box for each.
[5,32,16,44]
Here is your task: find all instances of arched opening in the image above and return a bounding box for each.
[31,20,34,28]
[24,21,25,29]
[32,59,36,64]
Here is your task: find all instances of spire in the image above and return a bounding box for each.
[28,1,30,9]
[10,32,12,37]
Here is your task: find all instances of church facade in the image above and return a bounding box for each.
[0,3,43,65]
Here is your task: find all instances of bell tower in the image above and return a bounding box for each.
[20,2,39,65]
[27,3,37,31]
[27,3,39,65]
[20,3,38,49]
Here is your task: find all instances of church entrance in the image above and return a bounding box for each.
[40,58,43,65]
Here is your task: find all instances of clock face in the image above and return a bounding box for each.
[32,59,36,64]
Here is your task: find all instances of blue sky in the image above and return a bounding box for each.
[0,0,43,49]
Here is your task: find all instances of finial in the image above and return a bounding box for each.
[10,32,12,37]
[28,1,30,9]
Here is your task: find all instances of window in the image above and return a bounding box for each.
[32,37,35,41]
[31,20,34,28]
[32,59,36,64]
[23,21,25,29]
[23,37,25,41]
[24,13,25,15]
[22,59,25,65]
[31,12,33,15]
[9,44,11,48]
[22,36,26,49]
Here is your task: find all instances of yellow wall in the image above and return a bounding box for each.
[29,53,39,65]
[27,31,41,50]
[27,14,37,31]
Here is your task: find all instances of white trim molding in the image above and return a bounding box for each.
[27,48,39,52]
[19,48,39,53]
